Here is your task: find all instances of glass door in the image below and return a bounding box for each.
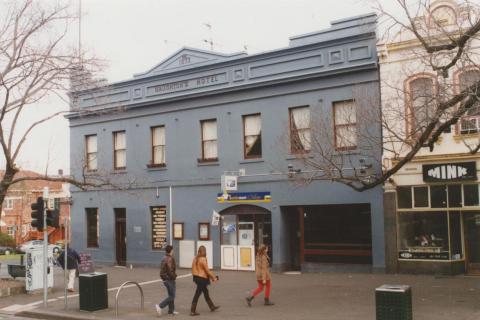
[464,212,480,274]
[220,215,237,270]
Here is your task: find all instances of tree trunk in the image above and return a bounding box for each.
[0,166,19,212]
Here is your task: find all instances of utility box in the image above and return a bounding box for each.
[79,272,108,311]
[375,285,412,320]
[25,247,54,292]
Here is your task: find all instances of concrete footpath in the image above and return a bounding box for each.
[0,265,479,319]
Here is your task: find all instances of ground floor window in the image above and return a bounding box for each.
[7,226,15,237]
[86,208,99,248]
[399,211,448,260]
[398,211,463,261]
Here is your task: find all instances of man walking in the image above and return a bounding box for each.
[57,244,81,293]
[156,245,178,316]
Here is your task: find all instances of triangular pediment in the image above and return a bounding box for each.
[134,47,247,78]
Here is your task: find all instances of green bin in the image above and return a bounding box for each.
[79,272,108,311]
[375,284,412,320]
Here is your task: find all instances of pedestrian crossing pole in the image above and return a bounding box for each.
[64,217,68,309]
[43,187,49,308]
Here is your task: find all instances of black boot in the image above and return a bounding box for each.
[246,296,254,307]
[190,302,199,316]
[206,297,220,312]
[264,298,274,306]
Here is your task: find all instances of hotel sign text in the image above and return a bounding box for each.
[147,73,227,96]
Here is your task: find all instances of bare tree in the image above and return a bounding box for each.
[0,0,112,210]
[287,0,480,191]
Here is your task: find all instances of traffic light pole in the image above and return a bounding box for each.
[43,189,48,308]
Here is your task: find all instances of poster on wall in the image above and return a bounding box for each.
[151,206,167,250]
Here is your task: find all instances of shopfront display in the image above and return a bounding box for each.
[396,177,480,274]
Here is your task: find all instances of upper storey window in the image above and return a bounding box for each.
[290,106,311,153]
[200,119,218,162]
[430,5,457,27]
[243,114,262,159]
[407,76,436,137]
[333,100,357,150]
[113,131,126,170]
[458,70,480,134]
[151,126,166,166]
[85,135,97,171]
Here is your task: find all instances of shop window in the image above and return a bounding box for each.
[430,185,447,208]
[86,208,99,248]
[85,135,97,171]
[333,100,357,150]
[413,186,429,207]
[397,186,412,209]
[289,106,311,153]
[150,126,165,166]
[449,213,463,260]
[113,131,126,170]
[398,212,449,260]
[464,184,479,206]
[448,184,462,207]
[200,119,218,161]
[243,114,262,158]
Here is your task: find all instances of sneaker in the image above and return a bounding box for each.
[67,289,75,293]
[168,311,179,315]
[155,304,162,316]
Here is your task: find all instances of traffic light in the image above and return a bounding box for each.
[31,197,44,231]
[46,209,60,228]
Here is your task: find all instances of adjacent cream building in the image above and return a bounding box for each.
[379,0,480,274]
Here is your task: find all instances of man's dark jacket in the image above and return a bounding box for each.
[57,248,81,270]
[160,254,177,281]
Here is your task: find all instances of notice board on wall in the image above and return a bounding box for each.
[151,206,167,250]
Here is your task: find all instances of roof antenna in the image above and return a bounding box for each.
[203,22,214,50]
[78,0,82,63]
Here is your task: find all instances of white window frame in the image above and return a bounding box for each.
[4,198,13,210]
[85,134,98,171]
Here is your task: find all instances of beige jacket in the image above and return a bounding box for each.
[192,257,216,280]
[255,254,271,281]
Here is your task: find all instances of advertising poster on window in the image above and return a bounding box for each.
[151,206,167,250]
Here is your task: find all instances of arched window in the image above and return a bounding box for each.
[407,76,435,137]
[458,70,480,134]
[430,5,457,27]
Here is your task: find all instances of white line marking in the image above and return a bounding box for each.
[2,273,193,312]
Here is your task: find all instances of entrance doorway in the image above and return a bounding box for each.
[114,208,127,266]
[219,205,272,271]
[464,212,480,274]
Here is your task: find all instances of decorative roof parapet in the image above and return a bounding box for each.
[68,13,378,117]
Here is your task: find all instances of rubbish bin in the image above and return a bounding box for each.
[375,284,412,320]
[79,272,108,311]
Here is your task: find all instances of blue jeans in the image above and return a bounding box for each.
[159,280,176,313]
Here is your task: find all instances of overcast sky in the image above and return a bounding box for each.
[14,0,396,174]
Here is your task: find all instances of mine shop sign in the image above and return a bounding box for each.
[423,162,477,182]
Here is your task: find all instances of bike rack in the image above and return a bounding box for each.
[115,281,144,317]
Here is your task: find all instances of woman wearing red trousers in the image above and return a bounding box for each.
[246,245,274,306]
